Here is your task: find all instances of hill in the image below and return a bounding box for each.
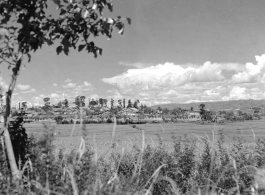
[151,99,265,111]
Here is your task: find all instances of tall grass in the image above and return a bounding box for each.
[1,121,265,194]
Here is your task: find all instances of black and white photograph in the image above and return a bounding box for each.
[1,0,265,194]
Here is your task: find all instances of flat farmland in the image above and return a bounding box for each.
[0,120,260,155]
[20,119,265,143]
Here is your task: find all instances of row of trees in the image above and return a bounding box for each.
[40,96,141,109]
[17,98,264,121]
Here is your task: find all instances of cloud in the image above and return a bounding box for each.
[204,89,220,96]
[64,78,72,83]
[61,82,93,94]
[231,55,265,83]
[222,86,252,101]
[10,55,265,107]
[52,81,94,105]
[84,81,91,86]
[63,82,77,89]
[102,62,231,89]
[73,83,93,93]
[31,96,43,105]
[17,84,31,91]
[21,88,36,94]
[0,77,8,91]
[31,93,72,106]
[118,62,153,69]
[51,93,59,98]
[102,55,265,105]
[16,84,36,94]
[53,83,58,87]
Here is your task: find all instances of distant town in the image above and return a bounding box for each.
[4,96,263,125]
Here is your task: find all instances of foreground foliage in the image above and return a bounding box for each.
[1,127,265,194]
[0,0,131,178]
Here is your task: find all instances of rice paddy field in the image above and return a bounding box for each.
[2,120,265,194]
[22,119,265,140]
[19,119,265,153]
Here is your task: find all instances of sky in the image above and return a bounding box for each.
[2,0,265,107]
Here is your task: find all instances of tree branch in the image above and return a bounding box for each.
[0,56,15,66]
[3,56,22,179]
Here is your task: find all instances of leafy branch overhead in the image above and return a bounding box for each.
[0,0,131,64]
[0,0,131,179]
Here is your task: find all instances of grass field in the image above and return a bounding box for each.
[23,119,265,141]
[2,120,265,194]
[18,119,265,153]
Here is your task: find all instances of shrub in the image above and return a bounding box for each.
[54,116,63,124]
[106,118,113,123]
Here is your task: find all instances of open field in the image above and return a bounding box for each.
[2,120,265,194]
[2,120,262,155]
[19,119,265,143]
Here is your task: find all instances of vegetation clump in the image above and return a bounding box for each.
[1,127,265,194]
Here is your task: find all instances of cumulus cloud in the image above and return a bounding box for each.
[50,81,94,105]
[51,93,59,98]
[63,82,77,89]
[0,77,8,91]
[15,84,36,94]
[222,86,252,101]
[31,96,43,106]
[61,81,93,94]
[118,62,153,69]
[53,83,58,87]
[204,89,220,96]
[102,62,233,89]
[64,78,72,83]
[73,83,93,93]
[31,93,72,106]
[17,84,31,91]
[21,88,36,94]
[84,81,91,86]
[231,55,265,83]
[102,54,265,105]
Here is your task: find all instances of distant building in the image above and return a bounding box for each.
[188,111,201,121]
[119,108,139,117]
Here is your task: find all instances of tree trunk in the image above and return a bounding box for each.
[3,58,22,179]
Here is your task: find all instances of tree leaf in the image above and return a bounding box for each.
[106,18,114,24]
[60,9,67,15]
[98,48,102,55]
[52,0,61,7]
[107,3,113,12]
[83,10,89,18]
[63,46,69,55]
[56,45,63,55]
[127,17,131,25]
[118,28,124,35]
[7,26,17,33]
[44,38,53,46]
[26,53,31,62]
[92,3,97,10]
[93,50,97,58]
[8,42,14,49]
[78,44,86,52]
[0,28,9,41]
[61,37,70,55]
[115,22,124,34]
